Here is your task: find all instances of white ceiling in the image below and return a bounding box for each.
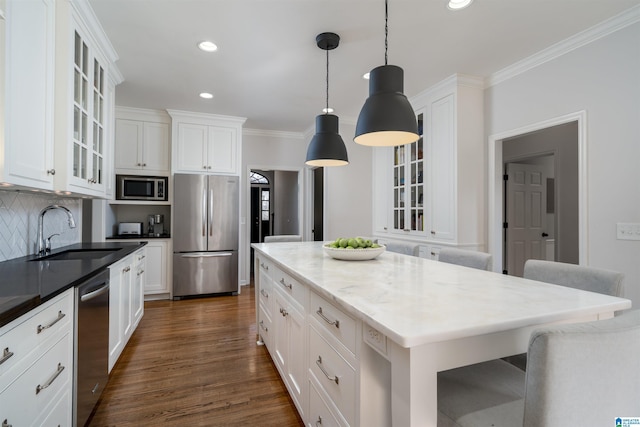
[89,0,640,133]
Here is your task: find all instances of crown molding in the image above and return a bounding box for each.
[243,128,305,139]
[487,5,640,87]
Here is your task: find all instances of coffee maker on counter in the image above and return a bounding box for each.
[148,214,164,237]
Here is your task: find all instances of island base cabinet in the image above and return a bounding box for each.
[273,289,306,418]
[308,326,356,426]
[309,380,344,427]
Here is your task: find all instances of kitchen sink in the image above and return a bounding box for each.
[31,248,120,261]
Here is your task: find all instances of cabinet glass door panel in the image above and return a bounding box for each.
[73,31,90,180]
[390,112,426,234]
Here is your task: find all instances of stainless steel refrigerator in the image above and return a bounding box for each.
[173,174,239,298]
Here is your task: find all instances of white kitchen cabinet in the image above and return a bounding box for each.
[254,256,307,420]
[52,0,121,198]
[108,248,146,372]
[109,248,146,372]
[168,110,246,175]
[108,255,130,372]
[256,257,273,347]
[0,0,55,190]
[142,240,171,298]
[132,248,146,329]
[308,291,359,426]
[373,74,485,249]
[273,288,306,418]
[115,108,171,175]
[0,288,74,426]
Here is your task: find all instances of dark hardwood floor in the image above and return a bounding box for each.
[89,285,304,426]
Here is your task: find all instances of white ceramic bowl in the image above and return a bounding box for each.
[323,243,386,261]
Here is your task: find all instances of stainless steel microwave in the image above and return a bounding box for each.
[116,175,168,201]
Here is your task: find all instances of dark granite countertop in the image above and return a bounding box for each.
[0,241,147,328]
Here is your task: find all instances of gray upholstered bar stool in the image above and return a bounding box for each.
[503,259,626,370]
[380,241,420,257]
[263,235,302,243]
[523,259,624,297]
[438,247,492,271]
[438,309,640,427]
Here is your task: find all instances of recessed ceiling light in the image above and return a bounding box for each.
[447,0,473,10]
[322,107,334,114]
[199,92,214,99]
[198,41,218,52]
[363,72,370,80]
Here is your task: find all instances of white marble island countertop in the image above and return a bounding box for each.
[253,242,632,348]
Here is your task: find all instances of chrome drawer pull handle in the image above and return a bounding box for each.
[316,307,340,329]
[315,416,323,426]
[316,356,339,385]
[279,278,292,290]
[0,348,14,365]
[36,363,65,395]
[260,289,269,298]
[37,311,65,334]
[279,307,288,317]
[137,269,145,276]
[2,419,12,427]
[260,262,269,271]
[123,266,131,272]
[259,320,268,332]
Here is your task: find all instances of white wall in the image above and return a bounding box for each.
[241,122,374,284]
[323,121,373,241]
[485,22,640,306]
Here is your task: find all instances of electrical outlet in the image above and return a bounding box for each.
[616,223,640,240]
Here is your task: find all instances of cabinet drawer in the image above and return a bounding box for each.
[257,303,272,348]
[309,380,345,427]
[257,257,272,276]
[309,327,356,426]
[33,387,72,427]
[0,332,72,426]
[310,292,357,354]
[0,289,73,381]
[258,274,272,309]
[272,267,307,309]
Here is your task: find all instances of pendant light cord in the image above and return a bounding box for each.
[326,48,330,114]
[385,0,388,65]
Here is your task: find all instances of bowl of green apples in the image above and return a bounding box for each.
[323,237,385,261]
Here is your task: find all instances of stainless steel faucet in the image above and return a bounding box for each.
[37,205,76,256]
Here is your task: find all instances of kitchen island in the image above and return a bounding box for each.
[252,242,631,427]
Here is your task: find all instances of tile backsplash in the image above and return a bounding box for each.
[0,191,82,261]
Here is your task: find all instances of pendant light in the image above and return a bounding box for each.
[305,32,349,167]
[354,0,419,147]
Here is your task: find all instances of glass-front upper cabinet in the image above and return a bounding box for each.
[392,112,425,234]
[72,30,105,188]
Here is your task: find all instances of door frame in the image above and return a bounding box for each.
[488,110,588,272]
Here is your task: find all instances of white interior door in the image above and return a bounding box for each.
[506,163,548,276]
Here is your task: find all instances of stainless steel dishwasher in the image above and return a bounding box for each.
[74,270,110,427]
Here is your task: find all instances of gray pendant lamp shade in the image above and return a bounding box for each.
[306,114,349,167]
[354,0,419,147]
[305,32,349,167]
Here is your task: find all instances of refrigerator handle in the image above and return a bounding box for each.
[202,187,207,237]
[180,253,233,258]
[209,188,214,236]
